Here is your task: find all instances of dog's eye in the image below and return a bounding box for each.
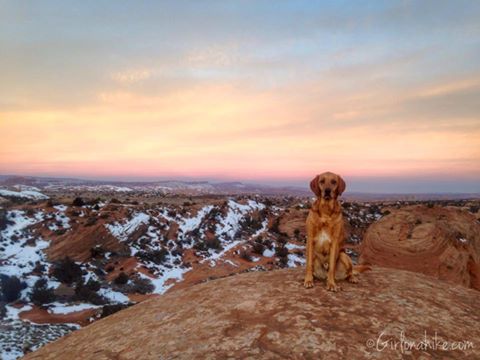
[320,179,325,184]
[331,180,337,185]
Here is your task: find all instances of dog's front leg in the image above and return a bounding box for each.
[326,241,341,292]
[304,229,315,288]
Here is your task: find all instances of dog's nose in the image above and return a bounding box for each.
[325,188,331,195]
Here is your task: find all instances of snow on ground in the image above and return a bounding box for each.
[262,248,275,257]
[0,210,51,280]
[215,199,265,241]
[0,319,78,360]
[178,205,214,234]
[287,252,306,267]
[13,185,41,192]
[138,266,189,294]
[47,303,101,315]
[4,305,33,321]
[285,242,305,251]
[105,212,150,241]
[0,188,48,200]
[97,288,130,304]
[47,205,71,231]
[44,185,132,192]
[252,219,269,238]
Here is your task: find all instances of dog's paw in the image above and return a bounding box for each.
[326,281,341,292]
[348,276,359,284]
[304,277,314,289]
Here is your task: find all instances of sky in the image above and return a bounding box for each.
[0,0,479,193]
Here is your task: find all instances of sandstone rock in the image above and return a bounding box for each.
[360,205,480,290]
[23,267,480,359]
[46,223,128,262]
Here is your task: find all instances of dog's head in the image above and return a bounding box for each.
[310,172,346,200]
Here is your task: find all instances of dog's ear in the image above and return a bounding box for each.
[336,174,346,197]
[310,175,321,197]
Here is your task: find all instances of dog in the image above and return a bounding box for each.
[304,172,368,291]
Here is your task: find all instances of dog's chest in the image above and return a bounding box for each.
[314,230,331,253]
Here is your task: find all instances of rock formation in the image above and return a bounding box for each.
[23,267,480,359]
[360,205,480,290]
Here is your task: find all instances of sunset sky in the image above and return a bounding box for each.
[1,1,479,192]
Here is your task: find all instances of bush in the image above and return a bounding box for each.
[114,272,129,285]
[52,257,83,285]
[101,304,130,318]
[90,245,105,258]
[0,209,11,231]
[72,197,85,207]
[205,237,222,250]
[85,217,97,226]
[240,215,263,232]
[275,245,289,258]
[136,248,168,265]
[123,277,154,294]
[252,242,265,255]
[30,278,55,305]
[239,250,252,262]
[269,218,281,234]
[0,275,26,303]
[294,228,301,239]
[74,281,106,305]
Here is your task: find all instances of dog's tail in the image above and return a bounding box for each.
[352,264,372,275]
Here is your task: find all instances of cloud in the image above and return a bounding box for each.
[111,69,152,84]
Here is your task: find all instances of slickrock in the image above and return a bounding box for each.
[360,205,480,290]
[23,267,480,359]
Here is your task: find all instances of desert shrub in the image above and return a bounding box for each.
[101,304,130,318]
[469,205,479,213]
[239,250,252,262]
[90,245,105,258]
[277,234,288,245]
[30,278,56,305]
[240,215,263,232]
[25,208,35,216]
[72,197,85,207]
[205,237,222,250]
[252,241,265,255]
[136,248,168,265]
[269,218,281,234]
[275,245,289,258]
[278,255,289,267]
[52,257,83,284]
[124,277,154,294]
[32,261,46,274]
[193,241,207,252]
[74,281,106,305]
[114,272,129,285]
[0,275,26,303]
[110,198,121,204]
[171,247,183,257]
[0,209,11,231]
[85,217,97,226]
[85,279,101,292]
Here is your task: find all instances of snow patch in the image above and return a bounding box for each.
[105,212,150,241]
